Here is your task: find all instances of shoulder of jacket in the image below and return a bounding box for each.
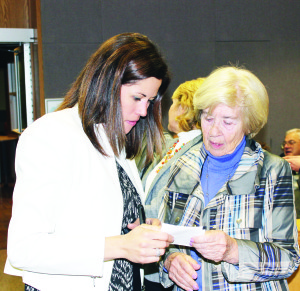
[19,108,85,146]
[261,150,288,174]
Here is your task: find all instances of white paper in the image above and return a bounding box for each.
[161,223,205,247]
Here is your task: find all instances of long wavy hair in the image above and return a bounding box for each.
[57,33,170,162]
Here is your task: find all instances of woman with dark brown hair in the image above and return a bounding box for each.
[5,33,173,291]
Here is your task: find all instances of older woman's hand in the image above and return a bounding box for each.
[164,252,200,291]
[190,230,239,265]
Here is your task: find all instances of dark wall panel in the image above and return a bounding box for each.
[101,0,215,42]
[215,42,270,77]
[268,41,300,154]
[43,43,100,99]
[40,0,300,155]
[215,0,271,41]
[41,0,103,43]
[270,1,300,41]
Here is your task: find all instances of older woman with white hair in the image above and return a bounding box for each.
[160,66,300,291]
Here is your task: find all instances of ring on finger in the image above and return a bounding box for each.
[155,248,161,257]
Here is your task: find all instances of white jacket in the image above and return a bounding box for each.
[5,106,145,291]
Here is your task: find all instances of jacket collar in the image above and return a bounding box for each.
[167,137,264,198]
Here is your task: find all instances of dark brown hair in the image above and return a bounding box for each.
[58,33,170,162]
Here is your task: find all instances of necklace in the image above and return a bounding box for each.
[155,139,189,173]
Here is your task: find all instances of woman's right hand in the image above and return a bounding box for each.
[105,225,173,264]
[164,252,200,291]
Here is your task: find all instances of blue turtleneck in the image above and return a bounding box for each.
[201,136,246,207]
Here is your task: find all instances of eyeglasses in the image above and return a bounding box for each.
[281,140,297,150]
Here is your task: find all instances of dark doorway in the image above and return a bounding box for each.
[0,44,21,185]
[0,44,16,135]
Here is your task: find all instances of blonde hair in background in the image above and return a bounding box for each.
[172,78,205,131]
[193,66,269,138]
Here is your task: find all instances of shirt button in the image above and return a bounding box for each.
[174,217,180,224]
[236,218,242,225]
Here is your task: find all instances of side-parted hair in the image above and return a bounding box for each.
[193,66,269,138]
[172,78,205,131]
[285,128,300,139]
[57,33,170,162]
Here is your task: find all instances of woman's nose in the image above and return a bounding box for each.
[209,121,221,135]
[137,102,149,117]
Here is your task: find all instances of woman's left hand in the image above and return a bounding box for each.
[190,230,239,264]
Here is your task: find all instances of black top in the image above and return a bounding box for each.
[108,161,142,291]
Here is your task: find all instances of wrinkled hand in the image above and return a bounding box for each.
[283,155,300,172]
[164,252,200,291]
[122,224,173,264]
[190,230,239,264]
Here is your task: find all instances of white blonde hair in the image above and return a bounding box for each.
[194,66,269,138]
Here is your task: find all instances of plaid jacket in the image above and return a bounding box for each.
[159,138,300,290]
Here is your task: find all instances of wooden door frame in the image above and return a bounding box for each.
[0,0,45,120]
[35,0,45,117]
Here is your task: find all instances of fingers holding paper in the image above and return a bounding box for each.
[105,224,173,264]
[164,252,200,291]
[190,230,239,265]
[124,225,173,263]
